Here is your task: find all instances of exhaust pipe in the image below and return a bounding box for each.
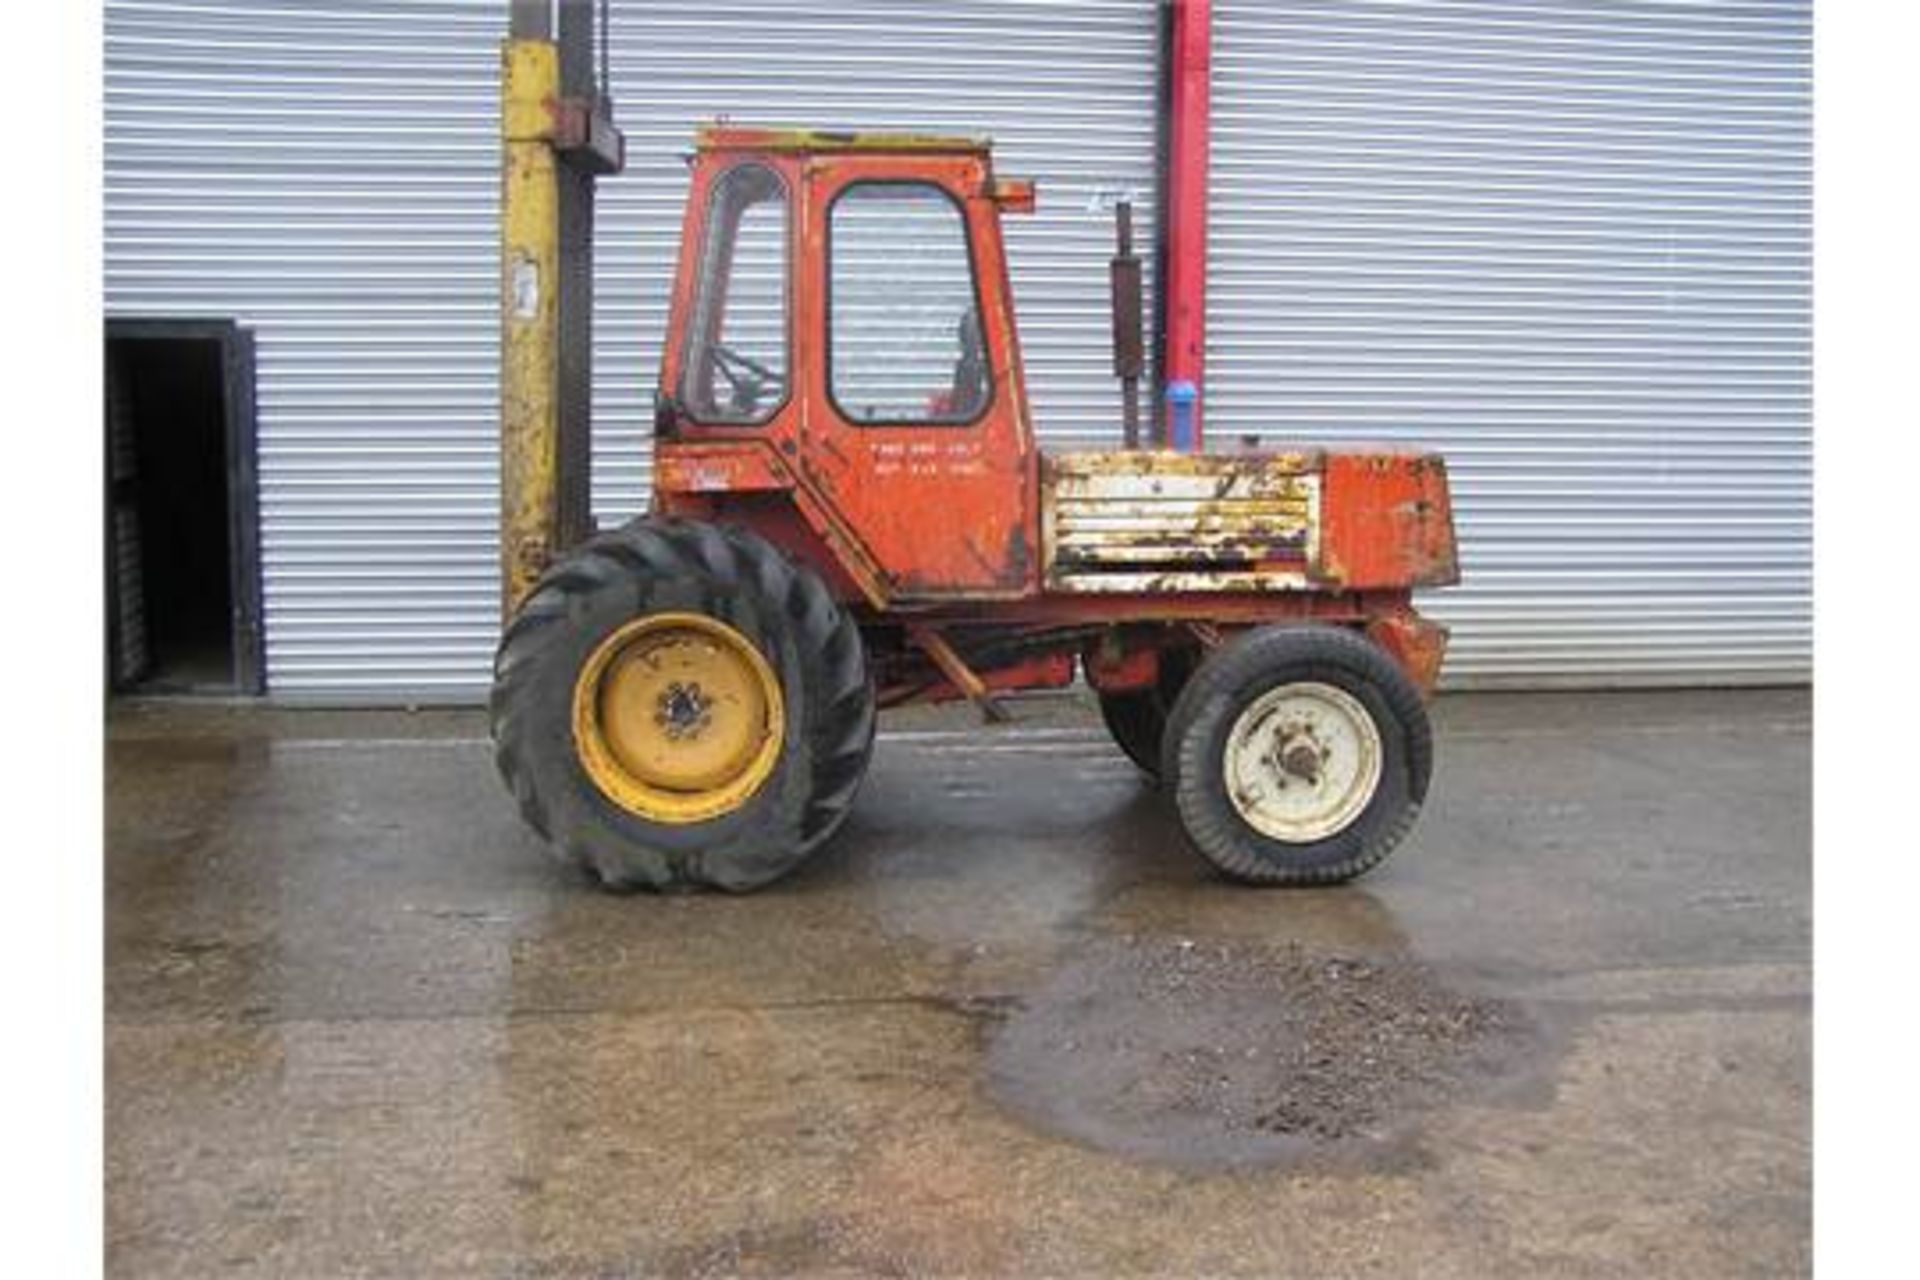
[1109,197,1145,449]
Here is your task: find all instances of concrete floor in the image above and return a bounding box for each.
[106,689,1810,1278]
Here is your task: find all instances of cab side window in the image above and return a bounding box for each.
[829,182,989,425]
[680,163,788,424]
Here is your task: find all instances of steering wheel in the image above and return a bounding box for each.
[709,343,785,416]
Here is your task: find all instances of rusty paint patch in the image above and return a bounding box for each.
[1047,450,1319,481]
[1319,452,1460,591]
[1044,453,1322,592]
[1004,523,1032,579]
[1365,609,1451,699]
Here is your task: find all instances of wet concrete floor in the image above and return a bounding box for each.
[106,689,1810,1277]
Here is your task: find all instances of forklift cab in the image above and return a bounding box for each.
[654,127,1042,602]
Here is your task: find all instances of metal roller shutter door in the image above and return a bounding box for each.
[106,0,505,701]
[1210,0,1811,686]
[106,0,1160,702]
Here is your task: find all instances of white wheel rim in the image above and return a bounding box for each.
[1222,681,1383,843]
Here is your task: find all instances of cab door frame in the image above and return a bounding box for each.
[793,152,1039,601]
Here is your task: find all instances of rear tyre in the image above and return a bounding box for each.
[1162,625,1431,885]
[490,518,875,892]
[1095,647,1197,780]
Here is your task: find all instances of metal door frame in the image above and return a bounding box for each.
[105,317,265,696]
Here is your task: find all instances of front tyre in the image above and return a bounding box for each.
[490,519,875,892]
[1161,625,1433,885]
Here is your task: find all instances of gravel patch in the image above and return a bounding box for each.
[983,935,1541,1169]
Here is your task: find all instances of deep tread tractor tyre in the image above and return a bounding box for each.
[490,518,875,892]
[1096,647,1198,780]
[1161,625,1432,885]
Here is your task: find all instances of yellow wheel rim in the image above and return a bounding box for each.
[571,612,785,824]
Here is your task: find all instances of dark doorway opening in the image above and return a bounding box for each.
[106,320,263,695]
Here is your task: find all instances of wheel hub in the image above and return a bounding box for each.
[655,681,714,740]
[1275,729,1325,785]
[1223,681,1383,843]
[571,613,785,824]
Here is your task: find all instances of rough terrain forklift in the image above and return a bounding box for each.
[491,124,1459,892]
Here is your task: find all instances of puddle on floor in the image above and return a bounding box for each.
[981,934,1549,1171]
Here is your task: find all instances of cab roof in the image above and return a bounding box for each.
[696,124,992,156]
